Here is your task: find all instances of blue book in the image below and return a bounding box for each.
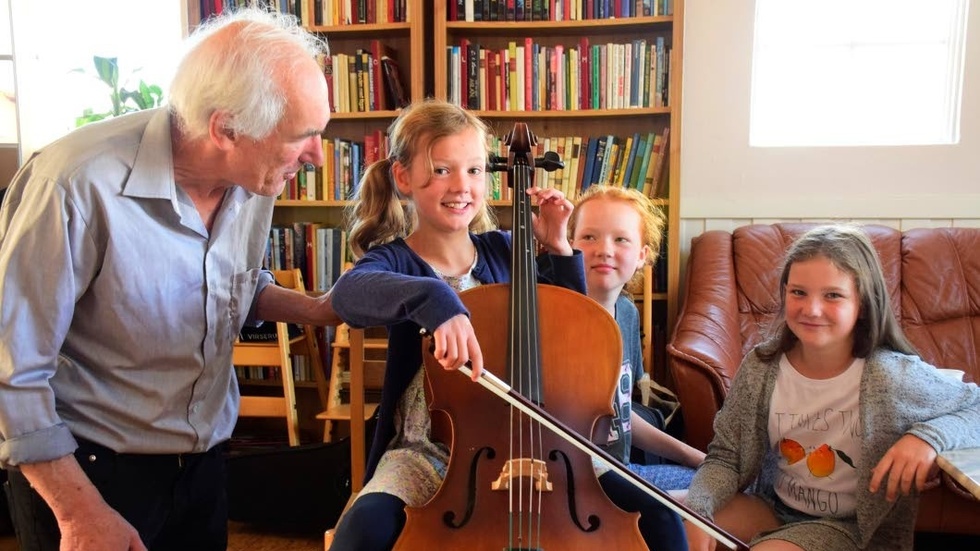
[621,132,641,188]
[580,137,598,193]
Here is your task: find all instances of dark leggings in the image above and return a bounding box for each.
[328,475,686,551]
[599,470,688,551]
[328,492,406,551]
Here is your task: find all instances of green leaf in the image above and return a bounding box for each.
[92,56,120,90]
[835,448,856,469]
[75,56,164,127]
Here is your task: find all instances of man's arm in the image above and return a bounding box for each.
[20,455,145,550]
[254,284,342,327]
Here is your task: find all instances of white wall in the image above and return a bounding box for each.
[680,0,980,225]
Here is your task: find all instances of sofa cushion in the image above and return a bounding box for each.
[901,228,980,380]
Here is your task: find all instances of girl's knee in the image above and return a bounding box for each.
[330,493,406,551]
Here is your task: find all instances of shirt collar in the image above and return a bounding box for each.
[122,108,176,201]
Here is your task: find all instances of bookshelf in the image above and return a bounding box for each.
[433,1,684,384]
[189,2,683,385]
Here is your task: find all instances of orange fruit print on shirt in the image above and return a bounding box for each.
[807,444,836,477]
[779,438,806,464]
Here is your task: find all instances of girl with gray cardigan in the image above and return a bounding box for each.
[684,225,980,551]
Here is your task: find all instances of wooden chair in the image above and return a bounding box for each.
[317,326,386,487]
[320,326,387,550]
[234,269,330,446]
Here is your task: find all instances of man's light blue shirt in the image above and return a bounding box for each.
[0,108,274,467]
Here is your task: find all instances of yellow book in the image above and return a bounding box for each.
[568,135,583,199]
[604,141,620,186]
[508,42,519,112]
[614,135,634,188]
[642,133,663,197]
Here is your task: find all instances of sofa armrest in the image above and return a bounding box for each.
[667,231,746,452]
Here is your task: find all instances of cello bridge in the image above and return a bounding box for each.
[491,458,553,492]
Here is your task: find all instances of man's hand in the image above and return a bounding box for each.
[59,505,146,551]
[21,455,147,551]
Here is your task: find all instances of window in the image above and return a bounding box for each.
[750,0,969,147]
[10,0,184,159]
[1,0,16,145]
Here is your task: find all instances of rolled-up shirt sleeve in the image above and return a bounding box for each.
[0,173,88,467]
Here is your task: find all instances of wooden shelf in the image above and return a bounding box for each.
[238,379,322,389]
[317,403,379,422]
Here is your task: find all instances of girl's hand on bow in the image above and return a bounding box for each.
[431,314,483,381]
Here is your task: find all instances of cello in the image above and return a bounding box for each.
[394,122,747,551]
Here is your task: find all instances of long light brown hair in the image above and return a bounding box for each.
[758,224,917,362]
[346,99,497,258]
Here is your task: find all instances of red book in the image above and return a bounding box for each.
[370,40,397,110]
[375,129,388,160]
[487,50,498,111]
[501,49,511,111]
[459,38,471,109]
[366,0,376,24]
[579,36,590,110]
[380,56,409,109]
[524,37,533,111]
[364,131,378,166]
[321,54,335,112]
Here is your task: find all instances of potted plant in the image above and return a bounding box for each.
[74,56,164,127]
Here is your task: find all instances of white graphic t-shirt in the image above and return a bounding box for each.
[769,354,864,518]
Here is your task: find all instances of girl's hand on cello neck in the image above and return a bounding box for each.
[431,313,484,381]
[528,186,574,256]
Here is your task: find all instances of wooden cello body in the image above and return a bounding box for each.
[396,284,647,550]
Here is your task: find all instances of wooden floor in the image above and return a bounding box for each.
[0,522,323,551]
[0,525,977,550]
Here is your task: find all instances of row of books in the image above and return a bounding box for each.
[277,128,667,204]
[200,0,298,19]
[266,224,351,294]
[313,0,409,26]
[451,0,673,21]
[486,129,669,202]
[279,131,388,201]
[448,37,669,113]
[320,41,409,114]
[235,356,320,385]
[201,1,409,28]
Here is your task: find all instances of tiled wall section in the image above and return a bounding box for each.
[678,218,980,298]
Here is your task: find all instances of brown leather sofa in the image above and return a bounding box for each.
[667,223,980,535]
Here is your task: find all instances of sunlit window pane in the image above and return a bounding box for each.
[0,60,15,144]
[750,0,968,147]
[0,0,10,55]
[11,0,183,158]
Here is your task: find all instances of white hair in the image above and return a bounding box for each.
[168,7,329,141]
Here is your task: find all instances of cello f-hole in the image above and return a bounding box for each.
[549,449,601,533]
[442,446,496,529]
